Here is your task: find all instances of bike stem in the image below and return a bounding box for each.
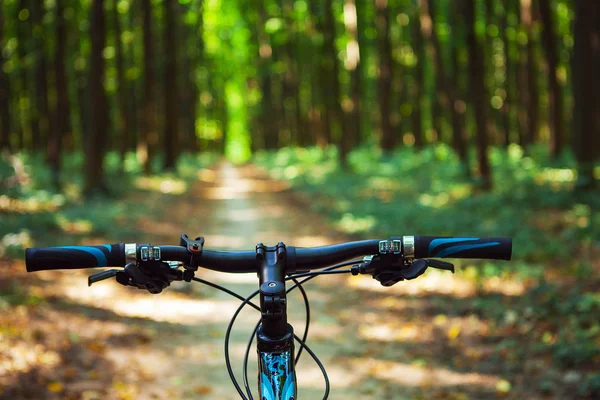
[256,242,297,399]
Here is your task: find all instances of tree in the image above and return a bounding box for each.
[140,0,157,174]
[500,0,515,146]
[0,6,12,152]
[84,0,109,195]
[323,0,343,149]
[572,0,600,190]
[163,0,179,170]
[465,0,492,189]
[49,0,71,188]
[341,0,362,164]
[539,0,565,158]
[113,0,128,170]
[30,0,51,150]
[424,0,467,164]
[376,0,394,150]
[410,1,424,148]
[517,0,539,147]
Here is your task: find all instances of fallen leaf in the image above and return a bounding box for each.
[447,325,461,341]
[195,385,213,395]
[47,381,64,393]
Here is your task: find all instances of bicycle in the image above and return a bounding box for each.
[25,234,512,399]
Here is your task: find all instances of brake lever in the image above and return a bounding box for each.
[423,258,455,273]
[88,269,119,286]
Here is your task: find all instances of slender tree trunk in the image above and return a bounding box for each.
[112,0,129,171]
[450,5,469,174]
[308,0,326,146]
[30,0,52,153]
[49,0,70,189]
[126,4,139,153]
[376,0,394,150]
[572,1,600,190]
[257,3,277,149]
[411,4,424,148]
[0,8,11,152]
[17,0,33,149]
[539,0,565,158]
[425,0,467,164]
[342,0,361,165]
[422,0,443,144]
[324,0,343,149]
[140,0,157,174]
[163,0,178,169]
[517,0,538,147]
[465,0,492,189]
[84,0,108,195]
[500,0,513,146]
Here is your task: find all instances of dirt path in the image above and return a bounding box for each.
[1,162,511,400]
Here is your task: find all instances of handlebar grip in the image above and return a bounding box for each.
[26,244,126,272]
[413,236,512,260]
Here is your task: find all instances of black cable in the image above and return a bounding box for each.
[286,269,353,280]
[224,289,260,400]
[243,319,261,399]
[292,277,310,365]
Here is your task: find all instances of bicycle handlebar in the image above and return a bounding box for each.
[25,236,511,273]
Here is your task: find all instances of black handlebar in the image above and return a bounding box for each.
[25,236,511,273]
[25,244,126,272]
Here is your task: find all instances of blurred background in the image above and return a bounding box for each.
[1,0,599,399]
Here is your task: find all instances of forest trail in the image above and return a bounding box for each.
[1,162,509,400]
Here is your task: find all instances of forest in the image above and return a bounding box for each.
[0,0,598,191]
[1,0,600,399]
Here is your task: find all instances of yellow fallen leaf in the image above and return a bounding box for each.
[496,379,512,394]
[47,382,63,393]
[447,325,461,341]
[195,385,213,395]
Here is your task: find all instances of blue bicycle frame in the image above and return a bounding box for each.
[257,334,296,399]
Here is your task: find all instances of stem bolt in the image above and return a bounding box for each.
[268,282,276,287]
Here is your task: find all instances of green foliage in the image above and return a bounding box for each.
[0,151,217,255]
[255,145,599,272]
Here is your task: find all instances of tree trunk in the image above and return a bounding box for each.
[500,0,513,146]
[140,0,157,174]
[425,0,467,164]
[0,8,11,152]
[342,0,361,165]
[572,1,600,190]
[465,0,492,189]
[31,0,52,151]
[163,0,178,170]
[376,0,395,151]
[17,0,33,149]
[411,3,424,148]
[539,0,565,158]
[112,0,129,171]
[323,0,343,149]
[126,3,139,153]
[50,0,70,189]
[308,0,326,146]
[257,3,277,149]
[517,0,539,148]
[84,0,108,195]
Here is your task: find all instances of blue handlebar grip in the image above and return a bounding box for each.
[414,236,512,260]
[26,244,126,272]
